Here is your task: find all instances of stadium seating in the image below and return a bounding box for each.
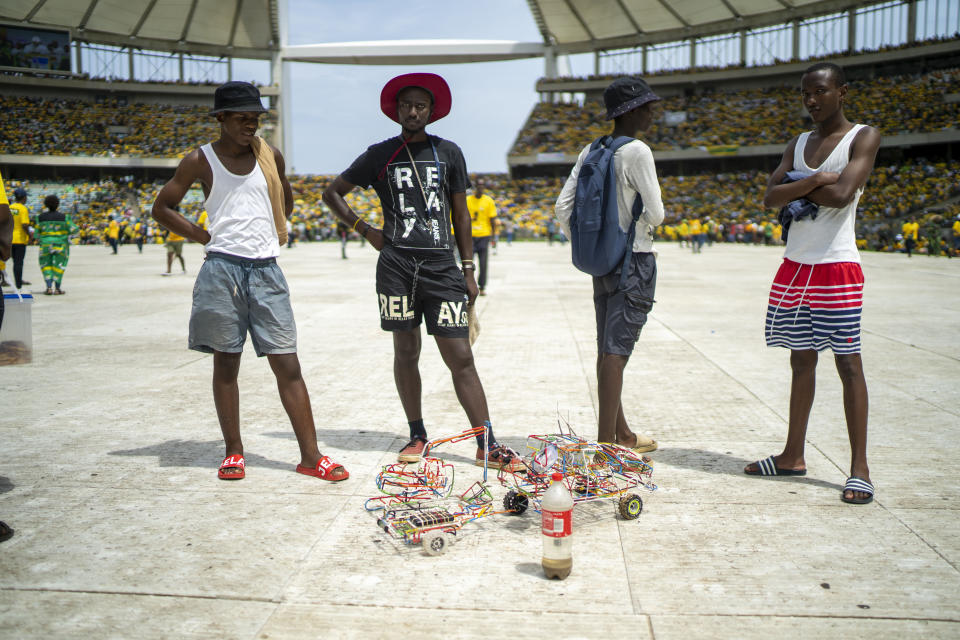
[1,95,274,157]
[512,68,960,155]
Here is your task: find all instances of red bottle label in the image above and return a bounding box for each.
[541,509,572,537]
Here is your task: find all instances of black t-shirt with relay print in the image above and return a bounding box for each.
[342,135,470,252]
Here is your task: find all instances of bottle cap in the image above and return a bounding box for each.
[551,472,563,481]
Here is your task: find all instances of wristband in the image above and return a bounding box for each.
[352,217,363,231]
[462,263,476,271]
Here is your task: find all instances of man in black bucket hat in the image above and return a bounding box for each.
[555,76,665,453]
[208,81,269,116]
[323,73,520,471]
[151,81,349,484]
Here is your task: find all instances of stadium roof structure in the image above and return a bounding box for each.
[282,40,546,65]
[0,0,280,60]
[1,0,892,64]
[526,0,890,54]
[0,0,543,65]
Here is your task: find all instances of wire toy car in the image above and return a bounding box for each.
[364,426,489,511]
[373,480,513,555]
[366,426,515,554]
[498,424,657,520]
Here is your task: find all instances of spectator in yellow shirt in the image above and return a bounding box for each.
[163,206,186,275]
[133,218,146,253]
[902,218,919,257]
[107,217,120,254]
[952,215,960,257]
[677,219,689,248]
[9,187,32,289]
[467,178,498,295]
[689,218,703,253]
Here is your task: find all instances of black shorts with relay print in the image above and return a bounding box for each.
[375,243,470,338]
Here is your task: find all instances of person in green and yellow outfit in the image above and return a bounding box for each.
[37,194,78,295]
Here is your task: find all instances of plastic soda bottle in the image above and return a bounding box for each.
[541,471,574,579]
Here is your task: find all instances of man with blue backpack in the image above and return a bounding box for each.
[555,76,665,452]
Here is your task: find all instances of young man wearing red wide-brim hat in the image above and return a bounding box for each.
[324,73,518,470]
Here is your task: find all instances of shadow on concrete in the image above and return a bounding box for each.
[109,439,293,472]
[515,562,546,578]
[0,476,13,494]
[265,428,407,451]
[653,446,844,491]
[263,429,530,470]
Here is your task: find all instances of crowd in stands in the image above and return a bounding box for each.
[1,95,275,157]
[4,156,958,256]
[539,34,960,84]
[3,65,957,160]
[513,67,960,154]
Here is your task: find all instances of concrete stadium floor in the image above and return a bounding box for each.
[1,240,958,639]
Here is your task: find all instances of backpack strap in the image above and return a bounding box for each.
[609,136,643,290]
[616,194,643,290]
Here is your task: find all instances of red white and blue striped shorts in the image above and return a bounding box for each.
[765,259,864,355]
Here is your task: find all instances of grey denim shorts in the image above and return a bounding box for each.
[189,252,297,357]
[593,251,657,356]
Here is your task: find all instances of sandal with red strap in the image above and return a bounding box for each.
[296,455,349,482]
[218,454,246,480]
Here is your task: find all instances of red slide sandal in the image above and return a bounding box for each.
[296,455,349,482]
[218,455,246,480]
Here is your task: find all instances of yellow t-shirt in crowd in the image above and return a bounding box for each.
[108,219,120,239]
[902,221,919,240]
[952,220,960,237]
[197,210,208,230]
[689,219,702,234]
[678,222,689,236]
[467,193,497,238]
[10,202,30,244]
[167,230,184,242]
[0,170,7,205]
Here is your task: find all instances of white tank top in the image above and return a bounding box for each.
[201,143,280,259]
[784,123,866,265]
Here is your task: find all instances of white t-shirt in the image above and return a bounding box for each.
[201,143,280,259]
[784,124,866,265]
[555,138,665,253]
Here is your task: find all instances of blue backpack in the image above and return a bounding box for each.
[570,135,643,289]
